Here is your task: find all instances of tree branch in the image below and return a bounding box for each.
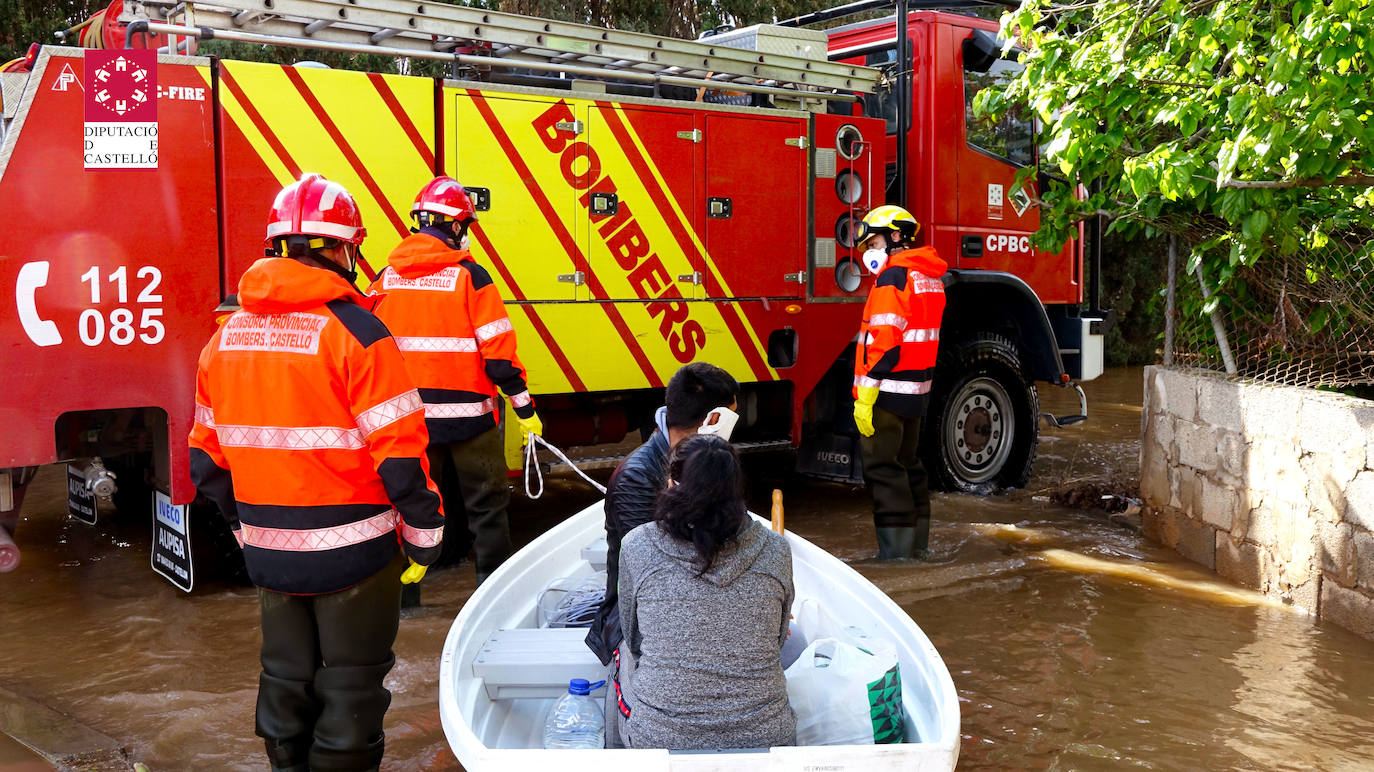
[1139,77,1211,89]
[1184,124,1213,149]
[1068,208,1120,221]
[1219,174,1374,189]
[1118,0,1162,55]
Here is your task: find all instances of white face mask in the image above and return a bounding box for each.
[863,247,889,275]
[698,407,739,442]
[458,235,471,251]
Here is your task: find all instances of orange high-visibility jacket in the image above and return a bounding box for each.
[853,246,949,418]
[188,257,444,595]
[372,230,535,444]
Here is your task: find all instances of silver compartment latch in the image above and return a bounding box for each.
[555,119,585,134]
[676,129,703,142]
[557,271,586,286]
[676,271,703,286]
[784,271,808,284]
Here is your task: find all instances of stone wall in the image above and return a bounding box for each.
[1140,366,1374,639]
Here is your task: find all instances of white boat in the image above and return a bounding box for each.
[438,501,960,771]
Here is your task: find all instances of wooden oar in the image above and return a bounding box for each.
[771,489,785,534]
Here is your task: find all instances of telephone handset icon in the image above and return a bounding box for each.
[17,261,62,347]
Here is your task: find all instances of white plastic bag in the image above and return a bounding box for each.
[792,596,888,648]
[783,603,905,746]
[785,637,905,745]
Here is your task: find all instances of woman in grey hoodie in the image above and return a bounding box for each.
[618,434,796,750]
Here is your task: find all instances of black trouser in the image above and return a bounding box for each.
[256,555,404,772]
[860,407,931,549]
[426,426,512,575]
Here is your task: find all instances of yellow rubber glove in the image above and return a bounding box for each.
[400,559,428,585]
[517,411,543,438]
[853,385,879,438]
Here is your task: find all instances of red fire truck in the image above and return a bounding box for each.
[0,0,1102,587]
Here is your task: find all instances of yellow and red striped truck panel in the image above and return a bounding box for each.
[0,52,880,497]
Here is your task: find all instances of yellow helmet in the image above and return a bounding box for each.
[857,205,921,249]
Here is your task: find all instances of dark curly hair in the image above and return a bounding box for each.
[654,434,747,575]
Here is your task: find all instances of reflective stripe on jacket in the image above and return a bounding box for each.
[188,257,444,595]
[853,246,948,418]
[372,230,534,444]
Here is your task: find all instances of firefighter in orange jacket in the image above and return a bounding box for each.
[189,173,444,772]
[373,176,541,584]
[852,205,948,560]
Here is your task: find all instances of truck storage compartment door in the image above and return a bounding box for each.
[582,102,701,302]
[218,62,436,289]
[810,113,886,300]
[703,113,807,299]
[452,90,580,301]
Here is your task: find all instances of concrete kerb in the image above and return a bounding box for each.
[1176,516,1217,570]
[1347,471,1374,532]
[1142,366,1374,639]
[1197,376,1244,433]
[1354,529,1374,590]
[1201,479,1239,531]
[1176,420,1219,473]
[1217,430,1246,482]
[1143,451,1170,511]
[1299,397,1369,486]
[0,686,129,771]
[1316,519,1357,588]
[1321,582,1374,639]
[1153,367,1200,423]
[1216,531,1263,589]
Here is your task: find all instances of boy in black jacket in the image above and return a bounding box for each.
[585,362,738,746]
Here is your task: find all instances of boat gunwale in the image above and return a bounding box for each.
[439,502,960,769]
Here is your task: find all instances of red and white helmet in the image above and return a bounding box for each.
[265,173,366,246]
[411,176,477,222]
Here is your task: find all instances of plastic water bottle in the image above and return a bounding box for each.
[542,678,607,749]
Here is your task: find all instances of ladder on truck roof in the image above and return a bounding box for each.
[118,0,880,102]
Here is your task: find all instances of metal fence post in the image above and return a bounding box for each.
[1164,235,1176,366]
[1196,261,1237,375]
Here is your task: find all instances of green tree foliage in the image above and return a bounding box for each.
[0,0,103,64]
[194,40,406,74]
[978,0,1374,282]
[498,0,837,38]
[7,0,842,72]
[1097,229,1168,366]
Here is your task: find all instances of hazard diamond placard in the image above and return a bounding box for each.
[84,50,158,169]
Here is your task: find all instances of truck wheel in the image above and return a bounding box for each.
[924,334,1038,494]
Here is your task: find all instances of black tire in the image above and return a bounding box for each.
[923,333,1039,494]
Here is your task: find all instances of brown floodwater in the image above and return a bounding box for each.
[3,367,1374,770]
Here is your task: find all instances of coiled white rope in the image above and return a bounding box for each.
[537,573,607,628]
[523,433,607,500]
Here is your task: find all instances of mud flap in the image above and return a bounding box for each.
[151,491,194,593]
[796,432,863,485]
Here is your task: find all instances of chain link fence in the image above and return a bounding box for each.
[1163,222,1374,396]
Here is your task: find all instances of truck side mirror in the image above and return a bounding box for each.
[961,29,1000,74]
